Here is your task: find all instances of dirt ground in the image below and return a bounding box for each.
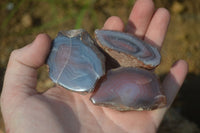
[0,0,200,132]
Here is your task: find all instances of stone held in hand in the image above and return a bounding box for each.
[95,29,161,69]
[47,29,105,94]
[90,67,166,111]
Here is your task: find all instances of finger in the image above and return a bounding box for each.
[103,16,124,31]
[126,0,155,38]
[1,34,51,100]
[163,60,188,107]
[144,8,170,50]
[150,60,188,127]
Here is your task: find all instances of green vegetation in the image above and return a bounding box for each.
[0,0,135,37]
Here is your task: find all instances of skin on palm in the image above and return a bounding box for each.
[0,0,188,133]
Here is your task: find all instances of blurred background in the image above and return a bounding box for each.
[0,0,200,132]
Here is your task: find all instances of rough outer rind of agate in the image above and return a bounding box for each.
[95,29,161,69]
[90,67,166,111]
[47,29,105,93]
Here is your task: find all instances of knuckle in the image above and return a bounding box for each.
[10,49,19,60]
[8,49,21,64]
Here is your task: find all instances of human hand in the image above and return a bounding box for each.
[1,0,188,133]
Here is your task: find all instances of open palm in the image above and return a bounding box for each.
[1,0,188,133]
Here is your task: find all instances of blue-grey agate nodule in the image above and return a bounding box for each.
[95,29,161,69]
[90,67,166,111]
[47,29,105,93]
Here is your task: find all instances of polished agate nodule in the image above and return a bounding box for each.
[91,67,166,111]
[95,29,161,69]
[47,29,105,93]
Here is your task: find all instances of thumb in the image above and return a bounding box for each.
[1,34,51,104]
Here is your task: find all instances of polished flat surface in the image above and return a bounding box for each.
[47,29,105,93]
[95,29,161,69]
[91,67,166,111]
